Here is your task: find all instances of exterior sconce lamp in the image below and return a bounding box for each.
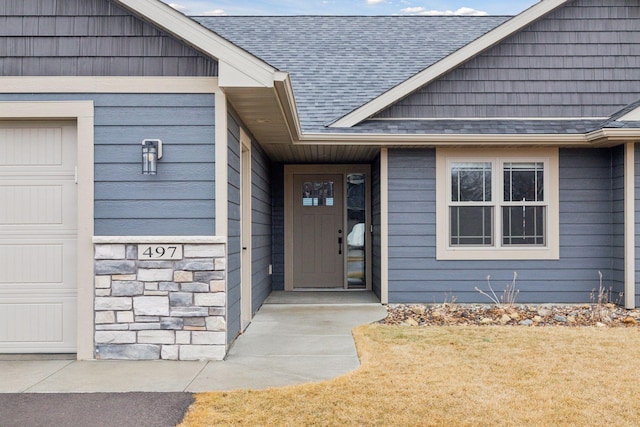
[142,139,162,175]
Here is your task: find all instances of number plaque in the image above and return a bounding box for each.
[138,244,183,260]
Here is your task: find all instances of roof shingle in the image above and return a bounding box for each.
[194,16,509,132]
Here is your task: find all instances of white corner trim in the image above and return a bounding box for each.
[112,0,276,87]
[0,77,219,93]
[619,107,640,122]
[330,0,571,128]
[215,91,229,237]
[624,143,636,309]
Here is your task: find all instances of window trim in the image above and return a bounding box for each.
[436,147,559,260]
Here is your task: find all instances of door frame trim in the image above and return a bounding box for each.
[240,129,252,329]
[284,164,371,291]
[0,101,94,359]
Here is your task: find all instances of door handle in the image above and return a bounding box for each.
[338,237,343,255]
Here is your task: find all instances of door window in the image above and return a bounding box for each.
[302,181,334,207]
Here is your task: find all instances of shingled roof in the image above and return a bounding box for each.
[194,16,509,132]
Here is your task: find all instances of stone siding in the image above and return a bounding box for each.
[93,239,227,361]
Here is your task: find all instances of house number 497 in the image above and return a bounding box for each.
[137,244,183,260]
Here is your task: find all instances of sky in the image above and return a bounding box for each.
[163,0,540,17]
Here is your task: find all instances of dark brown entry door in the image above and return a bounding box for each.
[292,174,344,288]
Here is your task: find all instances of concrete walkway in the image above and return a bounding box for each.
[0,297,386,393]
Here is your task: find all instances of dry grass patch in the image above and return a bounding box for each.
[180,325,640,426]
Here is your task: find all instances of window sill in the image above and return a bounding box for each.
[436,247,559,261]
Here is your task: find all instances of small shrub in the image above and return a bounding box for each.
[475,272,520,308]
[590,271,623,322]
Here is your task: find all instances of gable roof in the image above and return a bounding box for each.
[195,15,508,132]
[108,0,640,153]
[330,0,572,127]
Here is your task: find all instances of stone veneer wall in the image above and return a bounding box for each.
[93,237,227,361]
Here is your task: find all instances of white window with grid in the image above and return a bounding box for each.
[436,148,559,260]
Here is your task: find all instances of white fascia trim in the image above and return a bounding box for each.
[274,71,303,140]
[619,106,640,122]
[330,0,571,128]
[112,0,276,87]
[587,129,640,143]
[0,77,218,93]
[367,117,609,122]
[297,128,640,146]
[299,132,591,146]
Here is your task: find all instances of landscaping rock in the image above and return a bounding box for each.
[381,304,640,328]
[554,315,567,323]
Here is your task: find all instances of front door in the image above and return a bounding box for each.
[292,174,344,288]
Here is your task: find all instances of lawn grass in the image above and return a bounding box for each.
[180,325,640,426]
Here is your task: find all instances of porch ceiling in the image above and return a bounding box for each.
[260,143,381,163]
[225,86,293,147]
[225,86,381,163]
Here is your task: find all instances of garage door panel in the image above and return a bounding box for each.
[0,244,63,284]
[0,127,63,167]
[0,240,76,289]
[0,180,76,228]
[0,185,63,225]
[0,297,77,352]
[0,121,77,353]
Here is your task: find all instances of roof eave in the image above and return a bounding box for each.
[299,129,640,147]
[329,0,572,128]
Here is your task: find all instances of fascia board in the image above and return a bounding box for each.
[294,127,640,146]
[587,128,640,142]
[274,72,303,140]
[112,0,275,87]
[218,61,273,88]
[330,0,571,128]
[298,132,591,146]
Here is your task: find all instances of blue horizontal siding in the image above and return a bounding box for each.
[0,93,216,236]
[372,154,382,300]
[227,110,242,344]
[271,164,285,291]
[387,147,616,304]
[636,145,640,306]
[251,139,272,313]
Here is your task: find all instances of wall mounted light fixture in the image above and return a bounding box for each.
[142,139,162,175]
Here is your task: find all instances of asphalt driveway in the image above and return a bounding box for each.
[0,393,193,427]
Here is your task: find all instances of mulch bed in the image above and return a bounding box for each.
[381,303,640,327]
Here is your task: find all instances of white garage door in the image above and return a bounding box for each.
[0,122,78,353]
